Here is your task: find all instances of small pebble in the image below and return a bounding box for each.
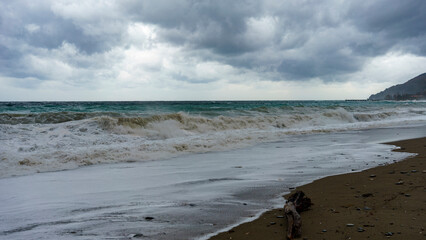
[358,227,365,232]
[346,223,354,227]
[269,222,276,225]
[395,181,404,185]
[404,194,411,197]
[385,232,393,236]
[411,170,417,173]
[276,215,285,218]
[362,193,373,198]
[369,174,376,178]
[364,206,372,210]
[128,233,144,238]
[322,229,327,232]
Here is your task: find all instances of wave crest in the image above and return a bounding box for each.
[93,107,423,140]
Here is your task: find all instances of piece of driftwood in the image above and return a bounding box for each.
[284,202,301,239]
[284,191,312,239]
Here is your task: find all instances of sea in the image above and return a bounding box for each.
[0,100,425,239]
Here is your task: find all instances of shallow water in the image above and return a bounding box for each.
[0,125,424,240]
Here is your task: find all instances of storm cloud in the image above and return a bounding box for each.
[0,0,425,100]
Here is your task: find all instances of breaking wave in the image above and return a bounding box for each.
[95,107,423,139]
[0,105,425,178]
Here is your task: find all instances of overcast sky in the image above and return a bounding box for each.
[1,0,425,100]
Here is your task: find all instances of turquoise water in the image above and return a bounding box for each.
[1,100,423,113]
[1,100,425,124]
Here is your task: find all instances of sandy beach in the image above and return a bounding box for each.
[209,137,426,240]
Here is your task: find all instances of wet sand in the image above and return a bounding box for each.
[208,137,425,240]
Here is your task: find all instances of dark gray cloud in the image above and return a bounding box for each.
[350,1,426,38]
[0,0,425,85]
[348,1,426,55]
[0,1,126,81]
[0,1,124,55]
[123,0,263,55]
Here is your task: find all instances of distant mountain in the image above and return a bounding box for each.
[368,73,426,100]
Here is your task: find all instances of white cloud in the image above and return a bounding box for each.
[245,16,278,48]
[346,52,426,85]
[25,24,40,33]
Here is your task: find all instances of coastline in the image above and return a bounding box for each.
[208,137,426,240]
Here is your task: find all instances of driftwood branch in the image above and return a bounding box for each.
[284,202,301,239]
[284,191,312,239]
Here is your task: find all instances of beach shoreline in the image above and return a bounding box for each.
[208,137,426,240]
